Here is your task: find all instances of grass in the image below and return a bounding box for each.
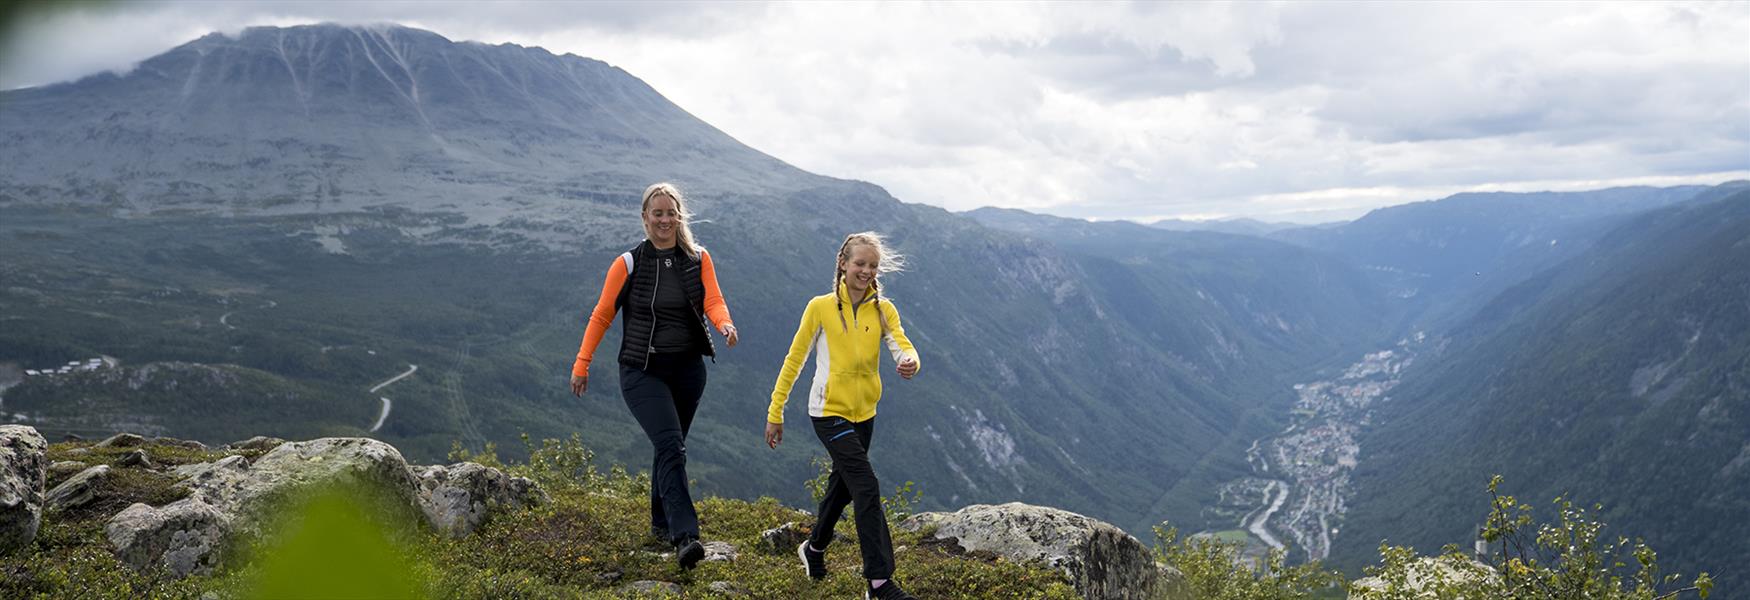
[4,439,1082,599]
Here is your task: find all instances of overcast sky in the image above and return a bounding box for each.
[3,1,1746,223]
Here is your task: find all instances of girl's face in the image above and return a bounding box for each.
[841,244,880,297]
[644,194,678,247]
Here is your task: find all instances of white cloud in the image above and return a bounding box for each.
[2,1,1745,223]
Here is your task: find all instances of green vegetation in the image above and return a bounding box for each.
[5,435,1082,599]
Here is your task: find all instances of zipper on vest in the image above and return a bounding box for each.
[646,252,660,365]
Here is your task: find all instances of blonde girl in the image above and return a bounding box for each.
[765,232,921,600]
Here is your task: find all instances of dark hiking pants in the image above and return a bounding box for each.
[620,352,706,544]
[808,415,894,580]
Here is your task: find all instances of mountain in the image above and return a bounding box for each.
[1148,217,1303,237]
[1271,186,1720,333]
[0,24,1384,537]
[1330,190,1750,587]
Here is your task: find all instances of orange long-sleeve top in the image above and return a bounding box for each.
[572,249,733,378]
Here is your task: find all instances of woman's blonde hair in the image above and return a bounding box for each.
[833,231,906,331]
[642,182,704,257]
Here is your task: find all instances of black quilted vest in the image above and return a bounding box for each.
[616,240,716,369]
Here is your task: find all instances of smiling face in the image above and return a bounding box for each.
[840,243,880,298]
[643,193,678,248]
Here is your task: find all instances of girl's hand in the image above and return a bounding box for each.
[897,356,918,380]
[765,422,784,449]
[720,323,739,347]
[570,374,587,397]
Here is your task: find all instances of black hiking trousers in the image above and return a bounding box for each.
[808,415,895,580]
[620,352,707,544]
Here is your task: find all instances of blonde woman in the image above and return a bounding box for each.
[570,182,738,569]
[766,232,922,599]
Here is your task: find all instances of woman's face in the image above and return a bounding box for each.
[644,194,679,247]
[840,244,880,297]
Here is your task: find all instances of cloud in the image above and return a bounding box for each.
[2,1,1745,224]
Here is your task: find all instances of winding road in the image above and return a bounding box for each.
[367,364,417,433]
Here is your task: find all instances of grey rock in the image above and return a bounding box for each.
[96,433,147,448]
[48,460,89,478]
[106,437,422,577]
[758,521,810,554]
[411,462,548,538]
[106,500,226,578]
[227,436,284,452]
[1350,555,1496,598]
[901,502,1179,600]
[708,580,749,596]
[64,448,90,457]
[153,437,208,451]
[119,449,156,469]
[703,540,736,563]
[46,464,112,511]
[619,580,683,596]
[0,425,48,553]
[62,434,83,442]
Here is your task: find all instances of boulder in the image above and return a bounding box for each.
[118,449,156,469]
[1350,555,1497,598]
[411,462,548,538]
[0,425,48,553]
[758,521,810,554]
[153,437,209,451]
[703,540,737,563]
[96,433,147,448]
[227,436,284,452]
[48,460,88,478]
[107,437,422,576]
[106,500,227,577]
[901,502,1183,600]
[46,464,112,511]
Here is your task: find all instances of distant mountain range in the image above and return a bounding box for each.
[2,23,1744,585]
[1149,217,1305,237]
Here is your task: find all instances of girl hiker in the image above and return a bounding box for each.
[569,182,739,569]
[765,231,922,600]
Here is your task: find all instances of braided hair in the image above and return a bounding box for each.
[833,232,906,333]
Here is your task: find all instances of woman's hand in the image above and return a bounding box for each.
[765,422,783,449]
[897,356,918,380]
[719,323,739,347]
[570,374,587,397]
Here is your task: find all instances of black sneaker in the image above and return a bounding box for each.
[866,579,917,600]
[797,541,826,580]
[676,538,705,570]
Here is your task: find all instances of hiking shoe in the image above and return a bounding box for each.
[866,579,917,600]
[676,539,705,570]
[797,541,826,580]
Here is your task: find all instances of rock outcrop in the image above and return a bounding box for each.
[1,425,48,553]
[901,502,1187,600]
[46,464,112,511]
[104,437,545,577]
[412,462,547,538]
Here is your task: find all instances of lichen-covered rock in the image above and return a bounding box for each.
[48,460,89,478]
[106,437,422,576]
[119,449,156,469]
[96,433,147,448]
[1350,555,1497,599]
[106,500,226,577]
[703,540,737,563]
[226,436,284,452]
[901,502,1183,600]
[411,462,548,537]
[153,437,208,451]
[46,464,112,511]
[708,580,749,596]
[758,521,810,554]
[0,425,48,553]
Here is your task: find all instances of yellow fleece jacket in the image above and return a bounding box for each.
[767,283,920,424]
